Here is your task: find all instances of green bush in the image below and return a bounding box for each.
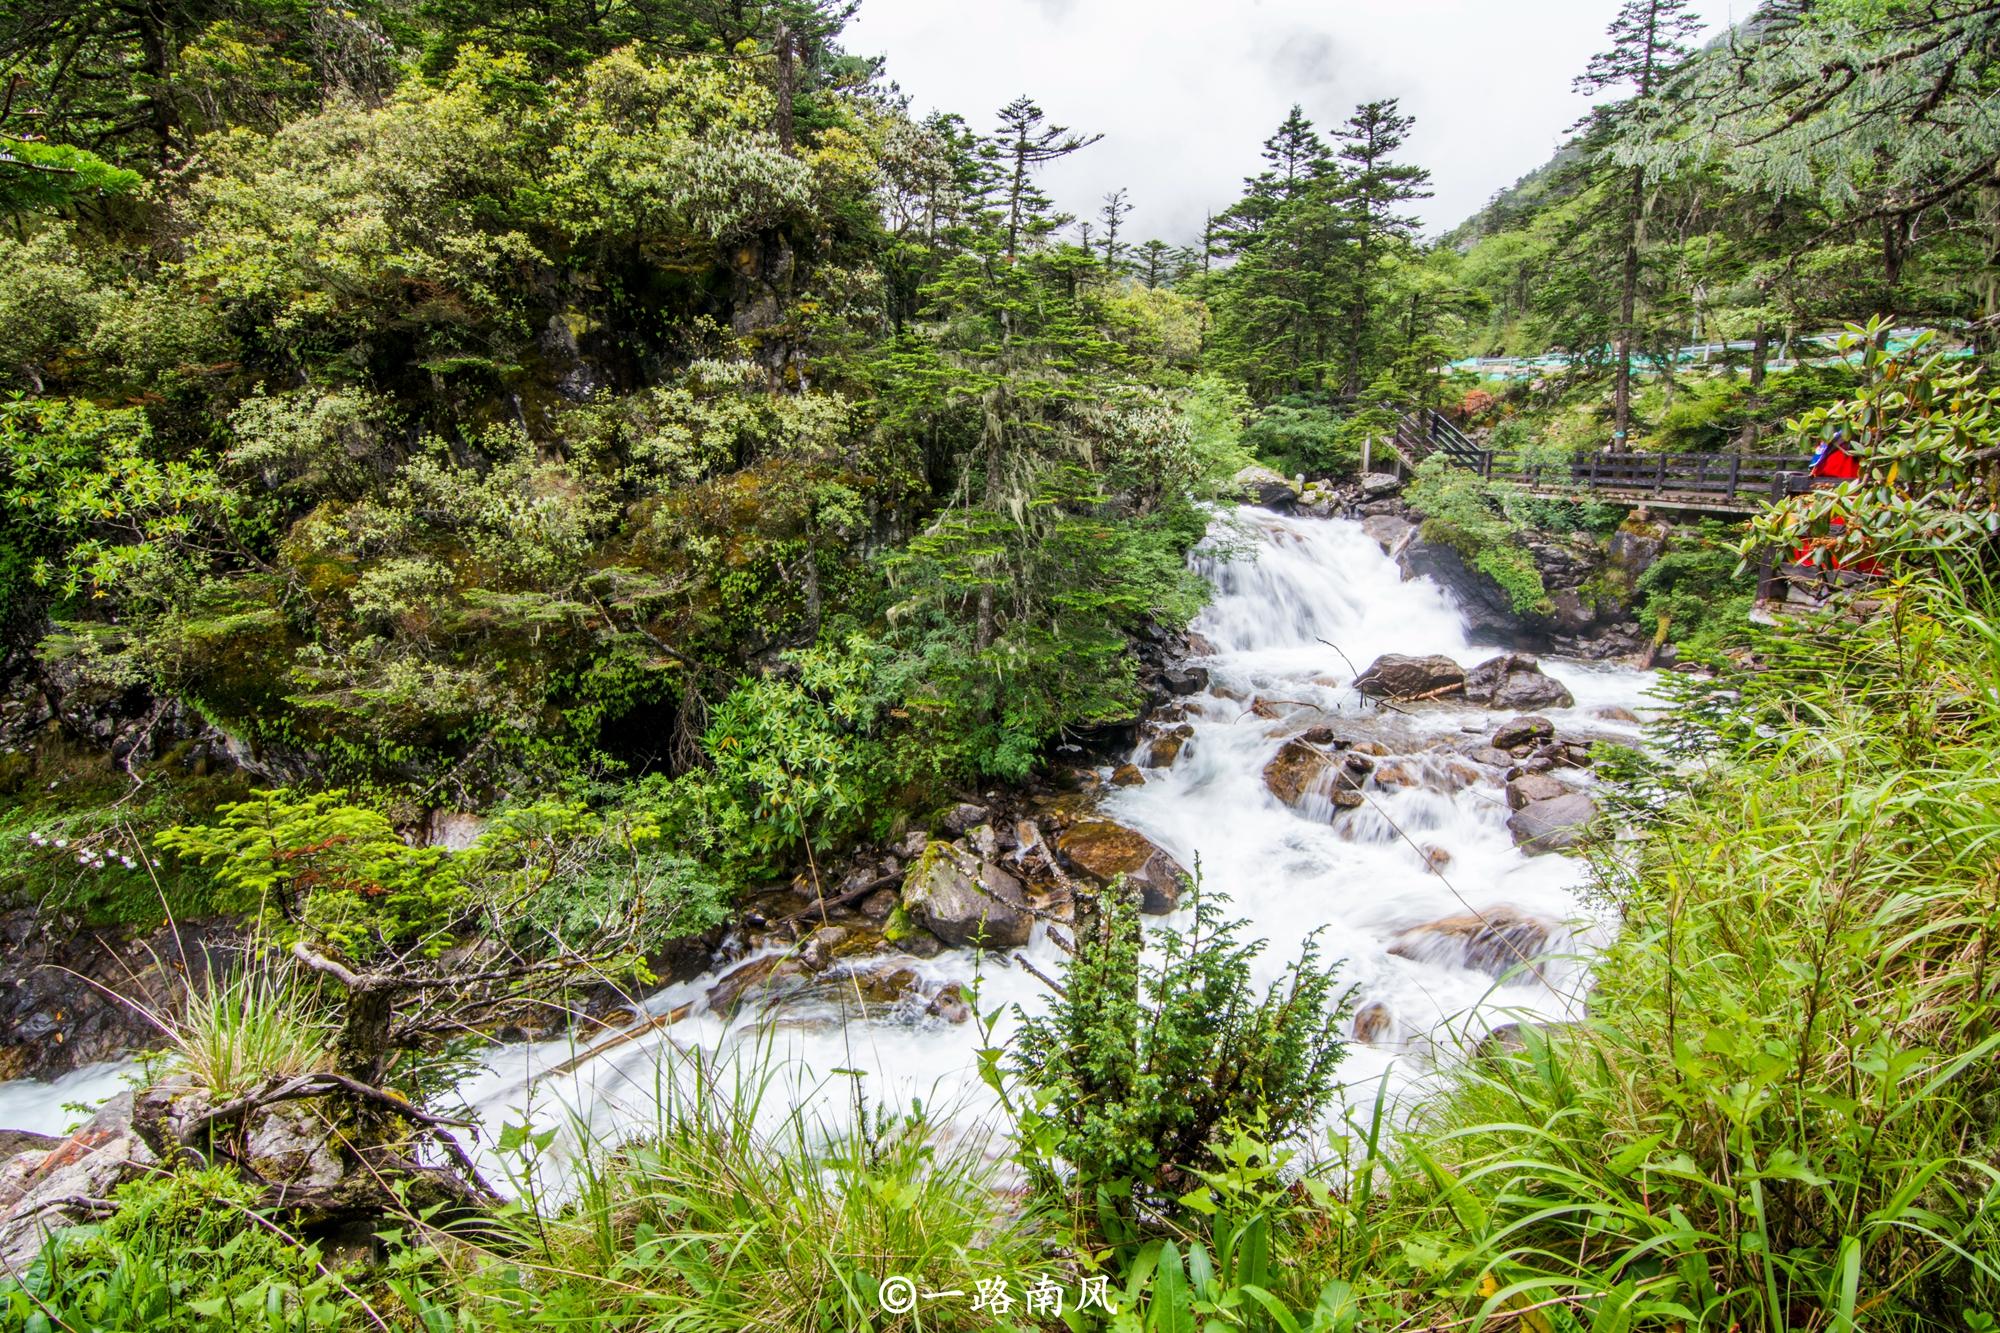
[1007,887,1351,1217]
[1634,521,1752,656]
[1404,456,1551,615]
[1241,400,1363,478]
[1,1169,343,1331]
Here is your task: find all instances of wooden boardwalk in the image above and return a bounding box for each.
[1392,409,1812,515]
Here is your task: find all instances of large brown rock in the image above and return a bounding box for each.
[1464,654,1574,711]
[1353,654,1466,701]
[1492,715,1556,749]
[1506,792,1597,855]
[901,840,1033,948]
[1387,908,1557,980]
[1056,818,1191,915]
[1505,772,1570,811]
[1262,737,1333,805]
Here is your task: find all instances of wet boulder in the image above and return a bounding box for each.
[1387,907,1557,981]
[1491,715,1555,750]
[1233,464,1297,511]
[1353,654,1466,702]
[1463,654,1574,711]
[1262,737,1333,806]
[1360,515,1415,555]
[1359,471,1405,499]
[901,840,1033,949]
[1505,772,1570,810]
[706,955,812,1014]
[1110,764,1146,787]
[1506,792,1597,855]
[940,802,988,836]
[0,1091,156,1271]
[1144,723,1194,768]
[1056,818,1191,915]
[1352,1001,1393,1045]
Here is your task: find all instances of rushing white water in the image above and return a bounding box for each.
[0,507,1660,1188]
[448,507,1658,1187]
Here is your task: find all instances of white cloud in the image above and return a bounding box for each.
[847,0,1745,243]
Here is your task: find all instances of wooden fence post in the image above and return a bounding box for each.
[1755,547,1782,603]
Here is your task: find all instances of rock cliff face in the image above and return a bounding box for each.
[0,912,248,1081]
[1344,488,1674,660]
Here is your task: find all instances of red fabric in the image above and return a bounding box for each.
[1812,445,1860,480]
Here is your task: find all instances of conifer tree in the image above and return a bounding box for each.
[1333,99,1432,395]
[1574,0,1703,446]
[1099,188,1133,275]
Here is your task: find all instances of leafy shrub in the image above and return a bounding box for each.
[1404,456,1552,615]
[1634,521,1752,656]
[0,1168,343,1331]
[1744,324,2000,573]
[1007,887,1351,1215]
[649,637,892,877]
[1242,400,1362,478]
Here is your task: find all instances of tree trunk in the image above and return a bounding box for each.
[773,20,795,154]
[975,387,1006,652]
[1738,324,1770,450]
[1613,168,1644,449]
[338,981,395,1086]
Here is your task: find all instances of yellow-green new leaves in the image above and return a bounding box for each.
[0,396,229,603]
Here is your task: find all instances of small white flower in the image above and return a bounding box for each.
[120,857,135,869]
[27,833,43,845]
[53,838,67,849]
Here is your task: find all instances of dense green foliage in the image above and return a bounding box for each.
[0,1,1224,922]
[1403,457,1552,615]
[1007,887,1351,1214]
[5,1,2000,1330]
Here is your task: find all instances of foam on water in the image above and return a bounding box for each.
[0,507,1662,1187]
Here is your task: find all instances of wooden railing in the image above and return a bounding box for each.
[1391,410,1813,511]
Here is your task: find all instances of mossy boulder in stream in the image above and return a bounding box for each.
[899,840,1032,949]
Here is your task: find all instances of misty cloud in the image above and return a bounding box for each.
[847,0,1745,245]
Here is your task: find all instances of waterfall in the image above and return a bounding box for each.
[454,506,1659,1180]
[0,507,1657,1175]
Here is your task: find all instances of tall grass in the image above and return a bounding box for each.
[164,953,334,1098]
[392,1045,1060,1331]
[1326,572,2000,1329]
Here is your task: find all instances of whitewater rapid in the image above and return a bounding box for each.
[0,507,1661,1184]
[446,507,1658,1185]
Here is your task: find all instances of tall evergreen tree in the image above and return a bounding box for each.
[1099,188,1133,275]
[1574,0,1703,445]
[988,96,1101,262]
[1332,99,1431,395]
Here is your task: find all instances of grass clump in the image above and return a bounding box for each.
[1338,573,2000,1329]
[165,956,334,1098]
[388,1051,1058,1332]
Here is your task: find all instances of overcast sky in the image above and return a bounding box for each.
[846,0,1746,244]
